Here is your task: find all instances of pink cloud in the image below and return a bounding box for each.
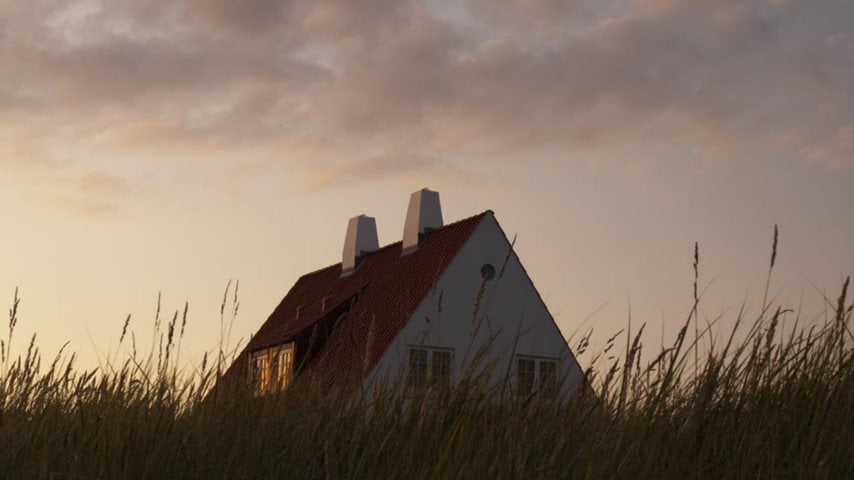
[0,0,851,218]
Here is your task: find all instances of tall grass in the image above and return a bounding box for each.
[1,243,852,479]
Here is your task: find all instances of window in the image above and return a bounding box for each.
[431,350,452,388]
[408,346,453,392]
[539,360,558,397]
[270,353,278,384]
[408,348,429,389]
[481,263,496,281]
[517,358,536,396]
[251,353,270,393]
[249,342,295,394]
[516,356,559,397]
[275,349,293,389]
[250,355,262,384]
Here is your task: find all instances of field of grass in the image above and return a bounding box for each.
[1,243,852,479]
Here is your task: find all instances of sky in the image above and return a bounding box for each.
[1,0,852,371]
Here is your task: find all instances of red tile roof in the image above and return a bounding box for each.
[225,211,490,383]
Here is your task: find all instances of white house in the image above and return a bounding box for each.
[226,188,586,399]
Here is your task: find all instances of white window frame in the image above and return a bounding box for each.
[516,355,559,397]
[251,352,270,393]
[271,345,294,390]
[249,342,295,394]
[407,345,454,393]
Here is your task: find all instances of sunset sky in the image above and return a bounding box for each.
[1,0,852,370]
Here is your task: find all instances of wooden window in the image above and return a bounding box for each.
[250,355,262,385]
[275,348,293,389]
[251,352,270,393]
[249,342,295,394]
[408,346,453,392]
[517,356,559,397]
[270,352,279,386]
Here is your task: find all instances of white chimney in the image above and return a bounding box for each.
[342,215,379,274]
[402,188,443,254]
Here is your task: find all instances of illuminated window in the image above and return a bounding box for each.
[250,355,262,384]
[251,352,270,393]
[249,342,295,394]
[408,346,453,392]
[275,348,293,389]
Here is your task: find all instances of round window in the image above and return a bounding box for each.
[481,263,496,281]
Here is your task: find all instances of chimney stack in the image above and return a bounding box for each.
[342,215,379,275]
[402,188,443,254]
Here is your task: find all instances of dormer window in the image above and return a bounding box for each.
[249,342,295,394]
[250,352,269,392]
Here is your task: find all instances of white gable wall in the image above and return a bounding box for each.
[365,212,585,398]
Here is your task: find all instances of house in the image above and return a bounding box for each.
[225,188,585,398]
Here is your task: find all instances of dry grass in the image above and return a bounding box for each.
[1,236,852,479]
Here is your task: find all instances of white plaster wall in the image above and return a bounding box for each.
[366,212,585,398]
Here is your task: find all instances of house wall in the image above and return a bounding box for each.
[365,212,585,398]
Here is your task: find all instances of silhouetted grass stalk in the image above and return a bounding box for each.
[0,239,852,478]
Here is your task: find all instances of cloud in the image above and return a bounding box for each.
[4,169,131,220]
[300,153,482,191]
[799,123,854,170]
[71,172,130,196]
[23,191,122,219]
[0,0,852,215]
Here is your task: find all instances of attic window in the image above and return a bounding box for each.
[481,263,496,281]
[249,343,295,395]
[250,352,269,392]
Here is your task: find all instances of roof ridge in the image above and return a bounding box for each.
[294,210,492,280]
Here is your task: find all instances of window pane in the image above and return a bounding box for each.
[270,353,279,388]
[430,351,452,388]
[408,348,429,390]
[250,352,269,392]
[250,357,261,384]
[539,360,558,397]
[277,350,292,388]
[256,355,269,393]
[517,358,536,396]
